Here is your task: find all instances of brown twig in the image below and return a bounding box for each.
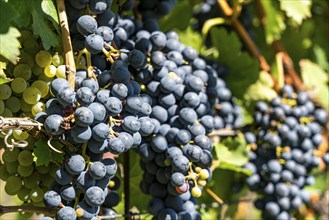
[0,205,57,216]
[56,0,76,90]
[216,0,270,72]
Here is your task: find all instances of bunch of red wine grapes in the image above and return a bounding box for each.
[33,0,244,219]
[243,85,328,220]
[0,32,67,218]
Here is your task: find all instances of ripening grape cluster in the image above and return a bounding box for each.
[0,137,58,219]
[0,31,68,218]
[0,34,65,118]
[243,85,328,220]
[28,0,244,219]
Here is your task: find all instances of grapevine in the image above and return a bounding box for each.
[0,0,328,220]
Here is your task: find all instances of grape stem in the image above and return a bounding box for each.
[0,205,57,216]
[56,0,76,90]
[208,128,239,137]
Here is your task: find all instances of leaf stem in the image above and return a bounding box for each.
[56,0,76,90]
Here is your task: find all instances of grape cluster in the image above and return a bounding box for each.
[243,85,328,219]
[54,0,242,218]
[0,138,58,219]
[42,155,119,220]
[0,33,65,118]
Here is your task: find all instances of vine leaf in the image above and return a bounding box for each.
[279,0,312,25]
[260,0,286,44]
[299,59,329,109]
[0,62,12,84]
[116,153,151,213]
[33,139,64,166]
[7,0,60,50]
[0,27,21,65]
[158,0,194,32]
[209,27,259,99]
[175,26,206,54]
[213,135,250,175]
[31,0,60,50]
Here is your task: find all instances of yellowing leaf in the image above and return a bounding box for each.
[300,59,329,109]
[261,0,286,43]
[280,0,312,25]
[0,27,21,64]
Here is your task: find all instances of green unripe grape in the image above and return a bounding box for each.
[40,174,54,187]
[17,187,30,201]
[23,172,40,189]
[0,100,4,114]
[19,30,34,43]
[197,179,207,187]
[11,77,28,93]
[191,186,202,197]
[2,148,20,163]
[31,80,49,98]
[44,64,57,78]
[0,84,12,100]
[35,50,52,68]
[13,64,32,80]
[19,51,35,68]
[38,73,53,83]
[199,169,210,180]
[2,108,13,117]
[5,175,22,195]
[56,65,66,78]
[24,136,36,151]
[30,186,44,202]
[31,102,45,116]
[0,164,10,181]
[52,53,64,67]
[23,87,41,104]
[49,163,59,178]
[23,39,39,55]
[35,165,50,174]
[5,96,21,113]
[13,129,30,141]
[18,150,34,166]
[194,167,202,173]
[18,164,34,177]
[32,65,43,76]
[20,98,32,112]
[5,161,18,174]
[20,111,33,118]
[19,211,34,218]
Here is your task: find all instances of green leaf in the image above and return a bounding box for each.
[0,0,19,32]
[31,0,60,50]
[0,61,12,84]
[260,0,286,44]
[213,135,249,172]
[300,59,329,109]
[209,27,259,99]
[279,0,312,25]
[117,151,151,212]
[175,26,206,54]
[313,44,329,72]
[0,27,21,64]
[41,0,60,31]
[7,0,31,27]
[158,1,194,32]
[33,139,64,166]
